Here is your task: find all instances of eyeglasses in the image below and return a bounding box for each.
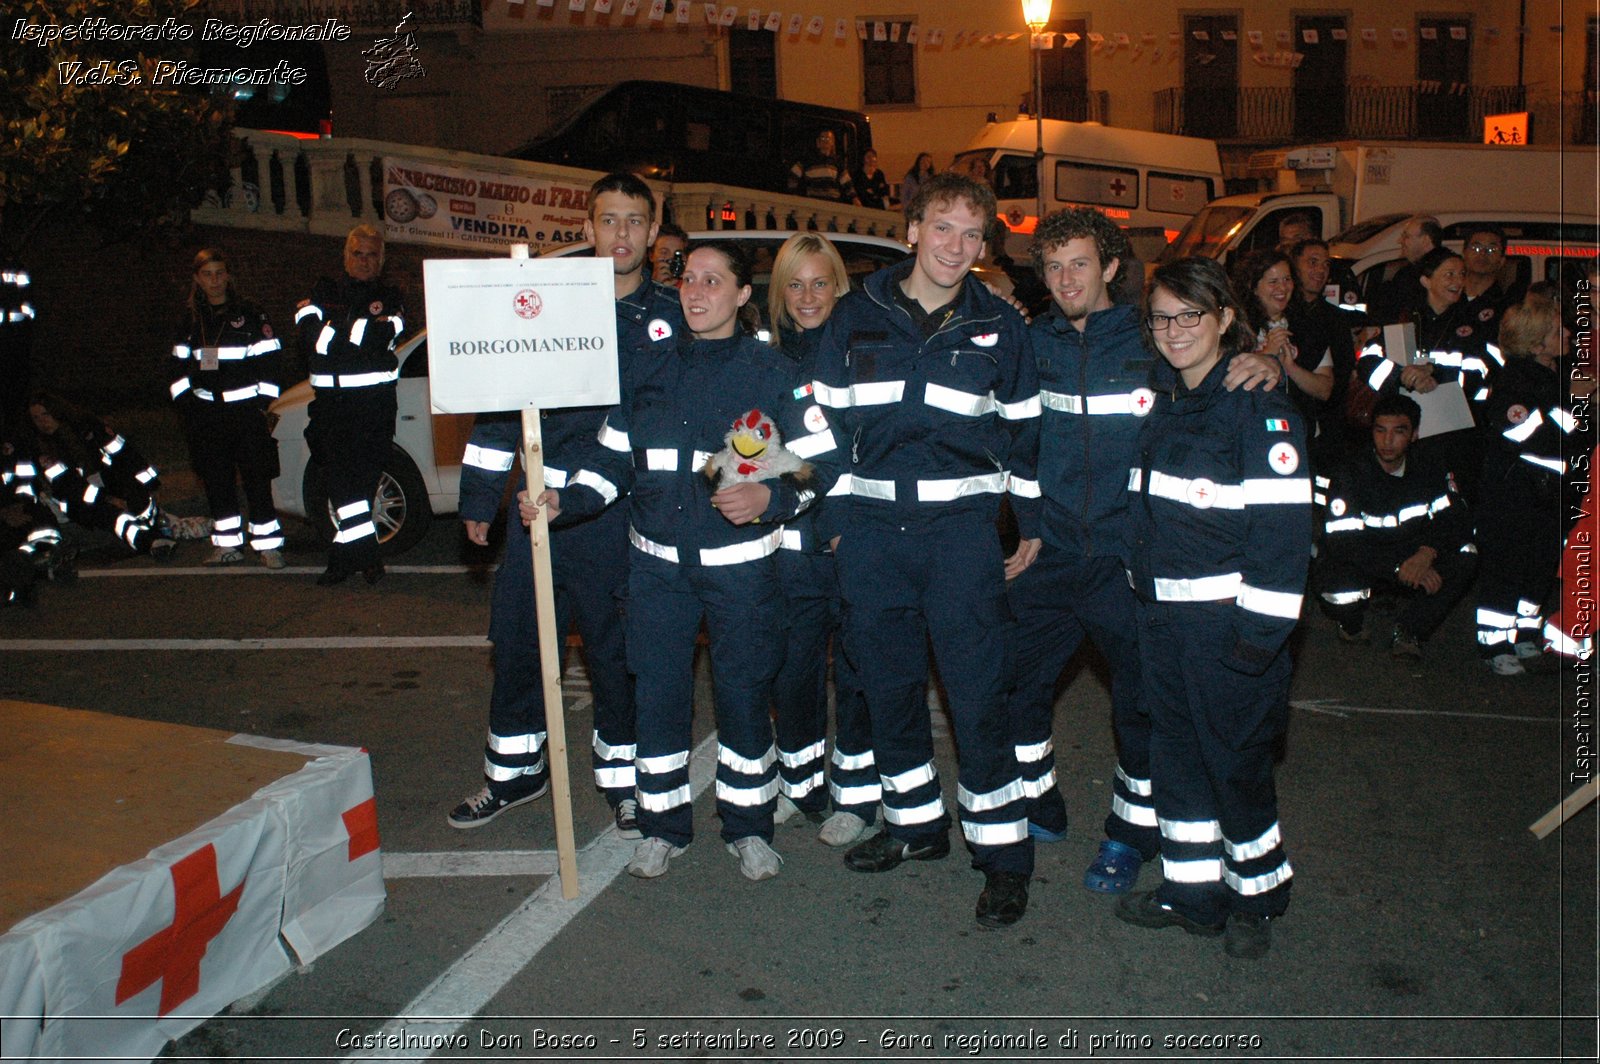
[1147,309,1207,330]
[1466,243,1503,254]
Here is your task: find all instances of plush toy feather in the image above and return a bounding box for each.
[704,408,812,491]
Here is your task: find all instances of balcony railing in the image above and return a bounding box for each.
[1155,85,1528,142]
[190,130,902,249]
[1021,89,1110,125]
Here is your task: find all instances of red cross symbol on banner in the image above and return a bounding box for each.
[1108,177,1128,197]
[117,844,245,1016]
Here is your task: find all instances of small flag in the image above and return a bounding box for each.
[1265,418,1290,432]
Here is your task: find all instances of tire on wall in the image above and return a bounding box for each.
[301,446,433,557]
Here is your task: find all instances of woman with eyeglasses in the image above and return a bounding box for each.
[553,239,842,883]
[1116,257,1312,960]
[764,233,877,848]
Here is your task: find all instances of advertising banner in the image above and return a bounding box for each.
[383,156,591,252]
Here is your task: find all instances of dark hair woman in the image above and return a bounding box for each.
[173,248,285,567]
[1117,256,1312,959]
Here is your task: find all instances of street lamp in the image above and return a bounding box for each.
[1021,0,1052,232]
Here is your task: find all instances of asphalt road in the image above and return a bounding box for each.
[1,416,1594,1063]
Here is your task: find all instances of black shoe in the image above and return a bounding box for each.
[1114,890,1225,937]
[447,780,550,829]
[316,567,352,586]
[1224,911,1274,959]
[975,870,1029,928]
[363,562,385,585]
[149,537,177,562]
[843,830,950,872]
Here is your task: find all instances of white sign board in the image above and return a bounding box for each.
[1380,323,1475,438]
[423,258,620,414]
[385,157,593,252]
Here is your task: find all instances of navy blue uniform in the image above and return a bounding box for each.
[171,300,284,552]
[574,328,842,848]
[1318,441,1477,641]
[459,277,684,805]
[1125,356,1311,923]
[813,259,1040,875]
[770,324,876,824]
[0,261,35,441]
[1,444,61,604]
[297,275,406,573]
[1355,301,1500,502]
[1473,357,1576,657]
[1006,301,1159,856]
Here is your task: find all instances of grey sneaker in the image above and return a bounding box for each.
[627,837,685,879]
[613,798,642,839]
[817,811,870,847]
[1488,653,1526,676]
[773,794,802,824]
[726,836,783,881]
[204,546,245,566]
[257,548,286,570]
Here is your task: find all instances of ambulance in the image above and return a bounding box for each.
[950,117,1224,265]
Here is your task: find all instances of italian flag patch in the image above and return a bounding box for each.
[793,383,814,399]
[1265,418,1290,432]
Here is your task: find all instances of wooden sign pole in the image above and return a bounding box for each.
[510,243,580,900]
[1529,777,1600,839]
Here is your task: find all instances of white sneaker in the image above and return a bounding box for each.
[204,546,244,566]
[773,794,802,824]
[257,549,286,570]
[627,837,685,879]
[1488,653,1526,676]
[817,810,870,847]
[726,836,783,881]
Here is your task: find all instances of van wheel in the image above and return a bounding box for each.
[302,447,433,557]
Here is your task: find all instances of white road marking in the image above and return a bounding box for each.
[382,850,559,878]
[76,564,490,577]
[0,636,490,651]
[1291,697,1552,724]
[342,733,720,1061]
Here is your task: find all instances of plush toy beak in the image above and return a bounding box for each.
[732,433,767,459]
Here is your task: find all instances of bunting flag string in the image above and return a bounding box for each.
[493,1,1556,58]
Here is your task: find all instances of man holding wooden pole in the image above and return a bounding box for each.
[447,174,684,840]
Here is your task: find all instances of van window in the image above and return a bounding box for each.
[1160,204,1253,261]
[1054,160,1139,210]
[1146,171,1211,217]
[992,154,1037,201]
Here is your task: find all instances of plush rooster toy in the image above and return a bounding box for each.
[704,409,812,491]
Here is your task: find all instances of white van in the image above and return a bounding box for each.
[950,118,1223,265]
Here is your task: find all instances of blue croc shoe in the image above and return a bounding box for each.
[1083,839,1143,894]
[1027,820,1068,843]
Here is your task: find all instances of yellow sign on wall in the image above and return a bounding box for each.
[1483,112,1529,145]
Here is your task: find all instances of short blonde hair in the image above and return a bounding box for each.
[767,233,850,337]
[345,223,385,264]
[1498,298,1560,360]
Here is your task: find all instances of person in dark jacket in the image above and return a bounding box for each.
[553,239,842,882]
[1116,256,1311,960]
[1474,297,1577,675]
[1317,394,1477,658]
[854,149,891,210]
[446,172,684,835]
[764,232,876,849]
[172,248,285,568]
[297,224,406,586]
[1008,208,1279,899]
[813,172,1040,927]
